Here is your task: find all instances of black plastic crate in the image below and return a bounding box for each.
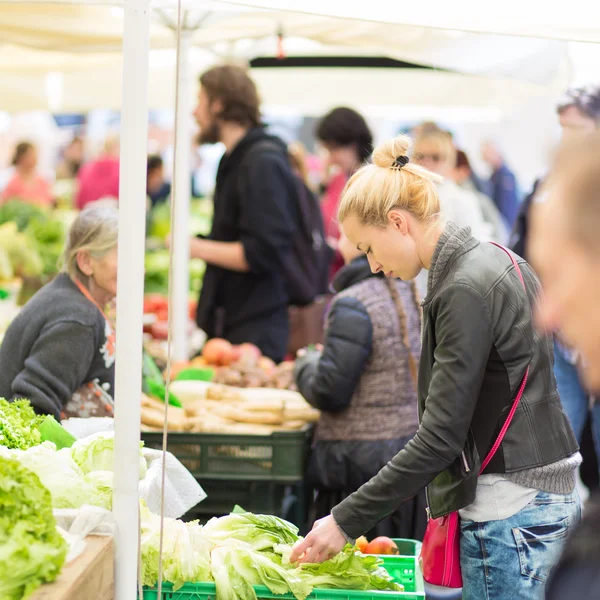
[142,428,312,483]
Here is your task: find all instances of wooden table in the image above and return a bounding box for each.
[32,535,114,600]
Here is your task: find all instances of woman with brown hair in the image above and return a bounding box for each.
[294,232,426,540]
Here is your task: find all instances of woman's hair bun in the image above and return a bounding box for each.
[372,135,412,169]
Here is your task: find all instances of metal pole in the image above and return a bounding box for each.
[112,0,150,598]
[171,29,192,362]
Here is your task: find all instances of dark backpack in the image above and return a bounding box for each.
[240,140,333,306]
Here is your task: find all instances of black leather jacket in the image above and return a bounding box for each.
[332,229,578,539]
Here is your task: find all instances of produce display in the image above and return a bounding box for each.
[141,507,403,597]
[0,456,67,599]
[0,398,148,511]
[0,201,72,283]
[141,384,319,434]
[145,197,212,297]
[143,293,198,341]
[174,339,297,391]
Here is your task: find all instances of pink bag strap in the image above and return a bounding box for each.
[480,243,531,474]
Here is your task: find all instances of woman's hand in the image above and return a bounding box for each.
[289,514,347,564]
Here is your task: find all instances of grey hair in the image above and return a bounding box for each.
[61,205,119,280]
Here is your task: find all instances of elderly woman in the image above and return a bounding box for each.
[0,205,118,420]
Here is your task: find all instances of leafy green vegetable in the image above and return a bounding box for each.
[140,504,212,590]
[211,539,311,600]
[0,222,43,279]
[141,509,403,598]
[201,512,300,551]
[0,398,44,450]
[25,217,66,277]
[0,457,67,599]
[0,201,48,232]
[70,431,147,479]
[292,545,402,592]
[8,442,90,509]
[84,471,113,510]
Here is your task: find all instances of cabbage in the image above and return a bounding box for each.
[210,539,311,600]
[84,471,113,510]
[140,509,401,597]
[293,545,402,592]
[0,457,67,599]
[9,442,89,509]
[201,512,299,551]
[140,504,211,590]
[70,431,147,478]
[0,398,44,450]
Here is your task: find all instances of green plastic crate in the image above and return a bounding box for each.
[143,555,425,600]
[141,427,312,483]
[392,539,421,557]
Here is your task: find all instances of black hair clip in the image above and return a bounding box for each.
[393,156,409,169]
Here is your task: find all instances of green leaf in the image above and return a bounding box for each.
[0,457,67,599]
[0,398,44,450]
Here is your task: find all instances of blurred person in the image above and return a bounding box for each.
[316,107,373,280]
[56,136,84,180]
[187,64,296,362]
[75,135,120,209]
[289,135,580,600]
[286,141,334,357]
[481,140,520,228]
[529,131,600,600]
[287,141,311,188]
[1,141,53,207]
[146,154,171,207]
[521,85,600,488]
[412,130,491,241]
[0,206,118,420]
[295,232,426,540]
[510,84,600,261]
[453,149,509,243]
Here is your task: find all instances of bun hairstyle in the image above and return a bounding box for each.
[338,135,442,227]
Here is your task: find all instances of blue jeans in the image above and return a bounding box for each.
[554,340,600,466]
[460,490,581,600]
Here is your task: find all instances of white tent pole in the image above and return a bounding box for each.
[112,0,150,599]
[171,28,192,362]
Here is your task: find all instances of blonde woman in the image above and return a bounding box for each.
[291,136,581,600]
[0,206,118,420]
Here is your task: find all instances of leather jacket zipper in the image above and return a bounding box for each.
[461,450,471,473]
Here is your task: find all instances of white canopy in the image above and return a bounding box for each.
[0,43,567,115]
[0,2,570,85]
[218,0,600,43]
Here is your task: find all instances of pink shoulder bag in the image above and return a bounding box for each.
[419,243,530,588]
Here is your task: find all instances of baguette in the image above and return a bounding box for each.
[275,420,306,430]
[211,404,284,425]
[283,406,321,422]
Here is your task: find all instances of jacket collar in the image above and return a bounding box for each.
[332,255,381,293]
[424,222,479,302]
